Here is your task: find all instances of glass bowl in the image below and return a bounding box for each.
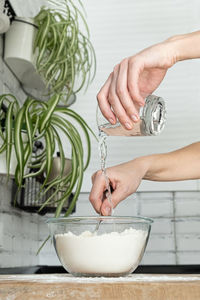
[47,216,153,277]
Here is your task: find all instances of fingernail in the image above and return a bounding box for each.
[104,206,111,216]
[131,114,139,122]
[109,118,115,124]
[125,122,132,129]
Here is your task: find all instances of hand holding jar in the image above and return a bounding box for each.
[97,31,200,130]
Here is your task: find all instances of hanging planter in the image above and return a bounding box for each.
[4,17,47,92]
[11,179,76,215]
[4,0,96,104]
[0,93,97,217]
[9,144,75,215]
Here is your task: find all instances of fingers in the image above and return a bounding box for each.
[100,186,127,216]
[116,59,141,122]
[97,73,117,125]
[89,170,125,216]
[97,57,145,130]
[89,170,107,214]
[108,64,135,130]
[90,169,134,216]
[127,58,145,106]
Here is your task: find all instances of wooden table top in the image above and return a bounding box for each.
[0,273,200,300]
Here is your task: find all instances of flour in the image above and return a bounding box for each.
[55,228,147,276]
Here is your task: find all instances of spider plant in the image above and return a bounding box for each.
[34,0,96,102]
[0,93,96,217]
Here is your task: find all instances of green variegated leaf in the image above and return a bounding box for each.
[40,127,55,188]
[5,102,15,178]
[39,94,60,132]
[24,99,35,151]
[24,160,46,179]
[34,0,96,97]
[0,142,6,153]
[0,91,96,222]
[51,117,84,217]
[14,106,26,186]
[55,107,97,169]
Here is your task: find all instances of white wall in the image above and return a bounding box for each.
[9,0,45,17]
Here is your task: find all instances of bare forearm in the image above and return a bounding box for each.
[166,31,200,62]
[136,142,200,182]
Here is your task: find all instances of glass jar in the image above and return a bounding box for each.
[97,94,166,136]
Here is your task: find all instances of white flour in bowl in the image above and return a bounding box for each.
[55,228,148,276]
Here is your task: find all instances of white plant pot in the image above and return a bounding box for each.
[4,17,46,91]
[0,131,28,177]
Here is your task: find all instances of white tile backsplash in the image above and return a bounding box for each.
[175,195,200,217]
[175,218,200,234]
[141,251,176,265]
[177,252,200,265]
[146,235,175,252]
[177,235,200,251]
[140,198,173,217]
[150,218,174,234]
[1,189,200,267]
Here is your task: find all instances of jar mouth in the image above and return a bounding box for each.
[141,94,166,136]
[46,215,153,225]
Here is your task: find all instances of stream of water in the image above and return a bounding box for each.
[93,130,113,233]
[98,130,113,213]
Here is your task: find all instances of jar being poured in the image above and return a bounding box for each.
[97,94,166,137]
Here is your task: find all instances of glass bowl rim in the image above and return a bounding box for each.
[46,215,153,224]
